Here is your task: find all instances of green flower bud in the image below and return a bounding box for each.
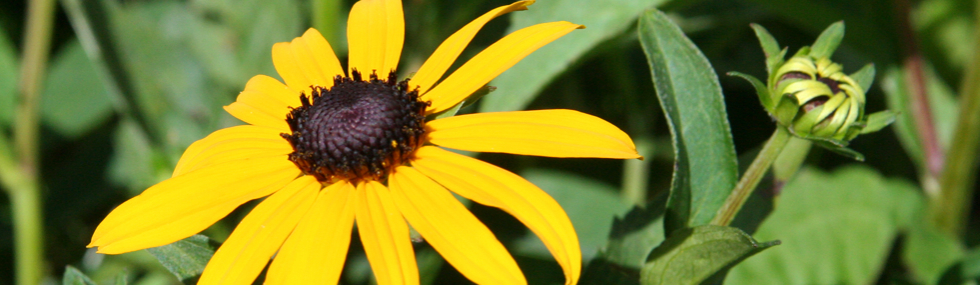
[732,21,896,160]
[772,55,865,142]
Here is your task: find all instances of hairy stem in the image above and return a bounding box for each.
[933,0,980,237]
[712,127,791,226]
[8,0,57,283]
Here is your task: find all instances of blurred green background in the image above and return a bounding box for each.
[1,0,979,284]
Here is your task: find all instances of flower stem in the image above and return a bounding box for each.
[7,0,57,283]
[711,126,791,226]
[622,136,652,205]
[932,0,980,237]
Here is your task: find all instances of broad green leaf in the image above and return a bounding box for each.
[881,66,959,174]
[580,194,668,284]
[602,193,668,269]
[938,247,980,284]
[145,234,215,280]
[808,21,844,59]
[638,9,738,233]
[0,25,16,128]
[640,225,778,285]
[107,119,164,195]
[479,0,669,112]
[63,266,98,285]
[905,216,964,284]
[515,169,631,261]
[41,40,113,138]
[850,63,876,93]
[726,166,923,284]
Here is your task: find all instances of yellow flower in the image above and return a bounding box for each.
[88,0,640,284]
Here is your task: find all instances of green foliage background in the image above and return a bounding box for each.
[1,0,979,284]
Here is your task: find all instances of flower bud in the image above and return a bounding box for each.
[772,56,865,141]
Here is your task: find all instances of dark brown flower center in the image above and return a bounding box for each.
[281,70,429,183]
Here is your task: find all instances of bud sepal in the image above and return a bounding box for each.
[732,21,896,160]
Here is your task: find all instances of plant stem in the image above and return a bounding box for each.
[933,0,980,237]
[8,0,56,283]
[622,136,653,206]
[711,126,791,226]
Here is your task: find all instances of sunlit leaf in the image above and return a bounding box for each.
[63,266,97,285]
[640,225,778,285]
[638,8,738,233]
[41,40,113,138]
[145,234,215,280]
[514,169,631,261]
[726,166,923,284]
[480,0,669,112]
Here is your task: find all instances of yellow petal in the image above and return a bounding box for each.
[89,156,301,254]
[389,166,526,284]
[173,125,292,177]
[347,0,404,75]
[244,74,300,109]
[272,28,346,92]
[224,102,291,130]
[411,146,581,285]
[266,181,357,284]
[356,181,419,285]
[410,1,534,94]
[420,21,583,114]
[426,109,640,159]
[197,176,320,285]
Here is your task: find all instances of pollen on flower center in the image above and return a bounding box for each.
[281,70,429,183]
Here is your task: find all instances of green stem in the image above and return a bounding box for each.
[622,137,653,206]
[933,0,980,237]
[711,126,792,226]
[8,0,56,283]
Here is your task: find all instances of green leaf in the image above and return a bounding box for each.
[861,110,897,134]
[905,216,964,284]
[638,8,738,233]
[63,266,97,285]
[850,63,876,93]
[514,169,631,261]
[114,273,128,285]
[0,25,16,128]
[749,23,780,59]
[640,225,778,285]
[748,23,783,76]
[41,40,114,138]
[808,21,844,59]
[728,71,773,113]
[145,234,215,280]
[938,247,980,284]
[726,166,923,284]
[602,193,668,269]
[814,142,865,161]
[108,119,163,194]
[479,0,669,112]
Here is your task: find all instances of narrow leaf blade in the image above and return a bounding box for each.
[808,21,845,59]
[638,9,738,233]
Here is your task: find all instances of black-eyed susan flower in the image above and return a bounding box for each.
[88,0,640,284]
[729,21,894,160]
